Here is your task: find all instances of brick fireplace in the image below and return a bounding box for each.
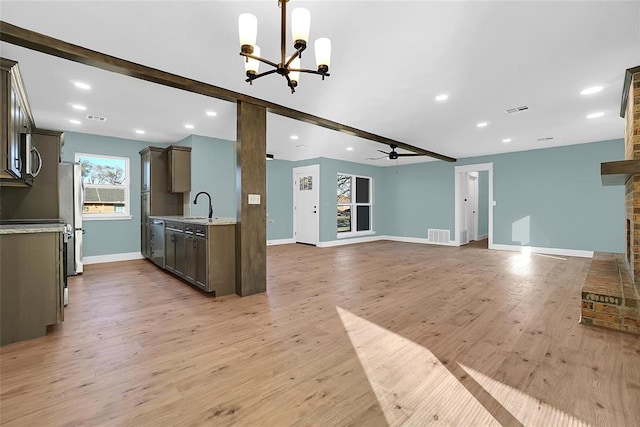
[581,66,640,334]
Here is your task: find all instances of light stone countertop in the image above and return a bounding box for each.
[149,216,236,225]
[0,223,66,235]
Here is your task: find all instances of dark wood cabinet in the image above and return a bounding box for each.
[165,221,185,277]
[0,229,64,345]
[139,146,184,260]
[1,58,35,187]
[167,145,191,193]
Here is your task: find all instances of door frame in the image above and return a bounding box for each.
[454,163,494,248]
[292,164,320,246]
[466,171,479,242]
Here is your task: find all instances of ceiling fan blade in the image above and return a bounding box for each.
[396,153,426,157]
[377,150,390,155]
[365,155,387,160]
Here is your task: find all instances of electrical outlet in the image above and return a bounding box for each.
[248,194,261,205]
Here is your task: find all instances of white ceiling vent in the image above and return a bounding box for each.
[86,115,107,122]
[505,105,530,114]
[537,136,554,142]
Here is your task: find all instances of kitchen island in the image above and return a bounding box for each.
[148,216,236,297]
[0,223,65,345]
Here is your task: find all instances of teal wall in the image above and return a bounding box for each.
[61,131,157,257]
[293,157,391,242]
[384,139,624,252]
[185,135,237,219]
[267,159,294,241]
[64,131,625,256]
[478,171,489,238]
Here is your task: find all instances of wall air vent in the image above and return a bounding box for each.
[505,105,530,114]
[86,115,107,122]
[537,136,554,142]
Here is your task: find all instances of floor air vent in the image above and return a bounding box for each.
[428,229,451,244]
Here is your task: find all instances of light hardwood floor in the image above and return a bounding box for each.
[1,241,639,426]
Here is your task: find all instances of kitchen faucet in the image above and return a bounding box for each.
[193,191,213,221]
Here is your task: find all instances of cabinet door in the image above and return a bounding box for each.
[195,237,208,291]
[174,232,186,277]
[7,86,22,178]
[165,230,176,273]
[168,148,191,193]
[184,235,197,285]
[141,151,151,191]
[141,192,151,258]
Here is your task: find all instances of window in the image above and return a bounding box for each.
[337,173,373,236]
[75,153,130,220]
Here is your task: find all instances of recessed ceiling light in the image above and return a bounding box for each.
[346,147,354,151]
[71,104,86,111]
[477,122,489,128]
[69,119,81,125]
[290,135,299,140]
[74,82,91,90]
[580,86,603,95]
[502,138,511,143]
[206,111,217,117]
[435,94,449,102]
[586,112,605,119]
[135,129,145,134]
[184,124,195,129]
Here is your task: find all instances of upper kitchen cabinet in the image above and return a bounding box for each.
[166,145,191,193]
[1,58,35,186]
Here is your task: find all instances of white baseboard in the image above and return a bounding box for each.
[83,251,144,265]
[267,238,296,246]
[491,244,593,258]
[317,235,386,248]
[386,236,457,246]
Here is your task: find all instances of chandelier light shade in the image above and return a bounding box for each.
[238,0,331,93]
[238,13,258,53]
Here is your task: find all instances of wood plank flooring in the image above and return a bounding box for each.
[1,241,639,426]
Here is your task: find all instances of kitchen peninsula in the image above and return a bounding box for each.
[149,215,236,297]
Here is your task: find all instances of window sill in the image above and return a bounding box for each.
[82,215,133,221]
[336,230,376,239]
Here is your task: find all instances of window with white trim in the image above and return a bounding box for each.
[75,153,130,220]
[337,173,373,235]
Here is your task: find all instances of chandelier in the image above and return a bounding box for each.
[238,0,331,93]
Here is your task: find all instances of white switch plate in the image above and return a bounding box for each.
[248,194,261,205]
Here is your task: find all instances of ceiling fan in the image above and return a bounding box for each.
[366,144,428,160]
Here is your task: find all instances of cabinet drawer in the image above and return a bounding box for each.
[195,225,207,238]
[165,221,184,232]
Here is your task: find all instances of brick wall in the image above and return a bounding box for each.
[625,72,640,283]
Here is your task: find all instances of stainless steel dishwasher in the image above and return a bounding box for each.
[150,219,165,267]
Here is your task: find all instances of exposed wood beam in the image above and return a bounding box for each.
[0,20,456,163]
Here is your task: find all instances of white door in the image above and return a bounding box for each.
[293,165,319,245]
[466,172,479,242]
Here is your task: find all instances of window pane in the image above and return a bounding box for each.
[337,174,351,203]
[356,205,370,231]
[356,177,370,203]
[337,205,351,233]
[78,155,126,185]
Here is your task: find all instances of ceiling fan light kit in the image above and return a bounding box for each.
[238,0,331,93]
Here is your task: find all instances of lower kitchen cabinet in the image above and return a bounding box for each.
[155,218,235,296]
[0,229,64,345]
[165,221,185,277]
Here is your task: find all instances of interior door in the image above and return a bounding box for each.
[465,173,478,242]
[294,166,319,245]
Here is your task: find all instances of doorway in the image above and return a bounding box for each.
[293,165,319,245]
[454,163,494,248]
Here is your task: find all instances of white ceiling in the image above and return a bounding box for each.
[1,1,639,166]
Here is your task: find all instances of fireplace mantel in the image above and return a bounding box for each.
[601,159,640,185]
